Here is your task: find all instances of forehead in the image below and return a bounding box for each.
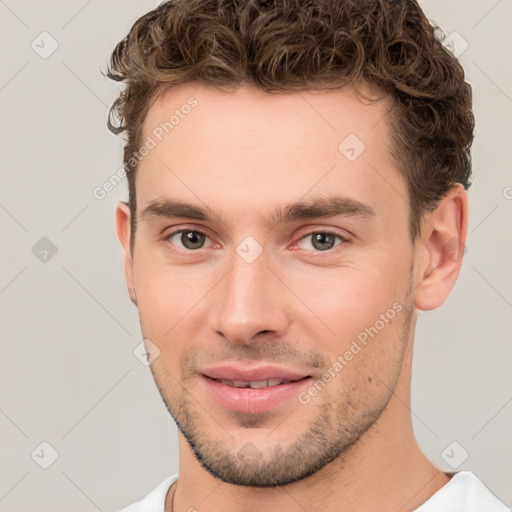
[141,82,391,154]
[136,83,406,229]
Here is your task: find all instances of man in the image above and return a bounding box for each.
[105,0,510,510]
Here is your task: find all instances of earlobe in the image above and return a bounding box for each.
[413,185,468,311]
[115,202,137,306]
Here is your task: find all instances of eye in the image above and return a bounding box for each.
[166,229,210,250]
[296,231,346,251]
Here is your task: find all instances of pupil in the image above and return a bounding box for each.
[313,233,334,250]
[182,231,204,249]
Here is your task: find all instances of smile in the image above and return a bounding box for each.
[210,377,303,389]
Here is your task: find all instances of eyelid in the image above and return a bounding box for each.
[299,228,350,240]
[163,226,216,250]
[162,225,350,252]
[291,229,349,251]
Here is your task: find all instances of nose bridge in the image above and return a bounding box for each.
[212,246,287,343]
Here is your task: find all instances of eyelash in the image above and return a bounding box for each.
[294,229,349,252]
[163,228,349,253]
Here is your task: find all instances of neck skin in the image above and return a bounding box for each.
[165,319,450,512]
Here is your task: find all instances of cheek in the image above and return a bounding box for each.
[282,258,408,345]
[132,236,412,350]
[132,254,214,338]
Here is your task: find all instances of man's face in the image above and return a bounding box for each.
[127,84,418,487]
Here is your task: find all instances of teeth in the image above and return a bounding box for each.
[249,380,268,388]
[218,378,292,388]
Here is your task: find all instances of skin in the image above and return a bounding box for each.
[116,82,468,512]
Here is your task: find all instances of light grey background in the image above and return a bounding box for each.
[1,0,511,510]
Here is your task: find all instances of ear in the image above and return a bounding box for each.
[413,184,468,311]
[115,202,137,306]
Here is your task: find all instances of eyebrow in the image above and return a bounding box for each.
[270,195,376,226]
[139,195,376,227]
[140,199,220,223]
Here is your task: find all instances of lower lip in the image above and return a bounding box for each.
[201,375,312,414]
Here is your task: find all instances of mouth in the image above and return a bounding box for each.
[200,373,313,414]
[203,375,310,389]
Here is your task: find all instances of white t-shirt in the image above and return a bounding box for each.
[120,471,510,512]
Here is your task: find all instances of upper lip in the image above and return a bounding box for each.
[200,364,311,382]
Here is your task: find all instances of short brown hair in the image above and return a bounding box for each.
[105,0,474,242]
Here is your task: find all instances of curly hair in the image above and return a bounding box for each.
[105,0,474,241]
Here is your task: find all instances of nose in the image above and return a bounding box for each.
[210,247,290,345]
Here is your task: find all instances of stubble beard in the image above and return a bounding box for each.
[146,294,414,488]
